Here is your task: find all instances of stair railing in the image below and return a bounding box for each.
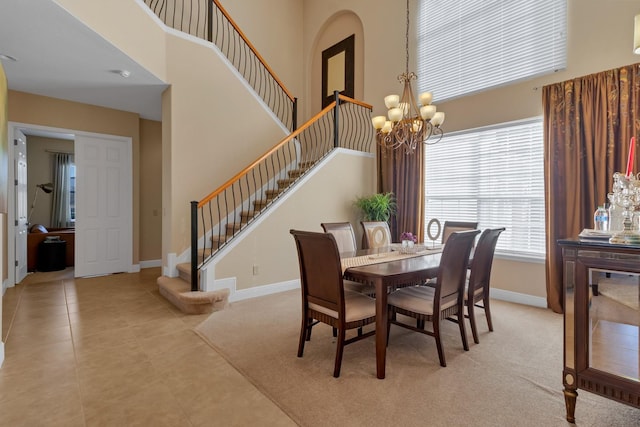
[143,0,297,130]
[189,94,374,290]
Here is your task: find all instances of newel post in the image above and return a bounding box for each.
[333,90,340,148]
[190,201,198,291]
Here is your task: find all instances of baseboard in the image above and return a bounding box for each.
[490,288,548,308]
[140,259,161,269]
[230,279,300,302]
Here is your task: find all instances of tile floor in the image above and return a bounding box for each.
[0,267,296,426]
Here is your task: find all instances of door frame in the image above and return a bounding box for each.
[7,121,134,288]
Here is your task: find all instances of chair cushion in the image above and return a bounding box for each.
[389,286,457,316]
[309,291,376,323]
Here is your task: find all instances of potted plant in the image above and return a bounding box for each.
[354,192,397,222]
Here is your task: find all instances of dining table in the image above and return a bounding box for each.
[341,244,443,379]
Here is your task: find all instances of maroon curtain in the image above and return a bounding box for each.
[543,63,640,313]
[377,143,425,242]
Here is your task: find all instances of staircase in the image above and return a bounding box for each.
[157,161,312,314]
[146,0,374,314]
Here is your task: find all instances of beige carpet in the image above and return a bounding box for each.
[194,290,640,427]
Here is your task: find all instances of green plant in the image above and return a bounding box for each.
[354,192,397,222]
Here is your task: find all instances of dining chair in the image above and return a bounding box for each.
[290,229,376,378]
[321,222,376,297]
[441,221,478,245]
[387,229,481,367]
[465,227,505,344]
[360,221,392,249]
[321,222,358,253]
[321,222,375,299]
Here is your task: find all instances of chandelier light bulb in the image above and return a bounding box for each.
[388,107,403,122]
[432,112,445,127]
[372,116,387,129]
[419,92,433,106]
[420,105,436,120]
[384,95,400,109]
[381,121,393,134]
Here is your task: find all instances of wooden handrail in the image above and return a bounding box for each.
[212,0,295,103]
[199,101,338,207]
[338,94,373,110]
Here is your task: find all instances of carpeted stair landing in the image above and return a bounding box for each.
[158,275,229,314]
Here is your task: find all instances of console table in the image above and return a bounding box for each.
[558,239,640,422]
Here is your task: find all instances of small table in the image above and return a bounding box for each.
[558,238,640,422]
[343,249,442,379]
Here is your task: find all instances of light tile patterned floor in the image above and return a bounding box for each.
[1,268,296,427]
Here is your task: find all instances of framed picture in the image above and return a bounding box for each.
[322,34,354,108]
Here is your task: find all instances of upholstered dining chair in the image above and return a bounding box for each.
[321,222,358,253]
[465,227,505,344]
[387,229,481,367]
[441,221,479,245]
[290,229,376,378]
[321,222,375,297]
[360,221,392,249]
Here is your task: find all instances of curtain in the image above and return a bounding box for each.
[50,153,74,228]
[543,63,640,313]
[377,143,425,243]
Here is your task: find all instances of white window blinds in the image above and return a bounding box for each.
[424,119,546,258]
[417,0,567,101]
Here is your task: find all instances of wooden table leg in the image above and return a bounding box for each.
[375,279,387,379]
[563,387,577,423]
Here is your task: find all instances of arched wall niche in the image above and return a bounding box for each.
[309,11,365,117]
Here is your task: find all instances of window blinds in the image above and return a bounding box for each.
[417,0,567,102]
[424,119,546,258]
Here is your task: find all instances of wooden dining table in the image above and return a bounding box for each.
[342,246,443,379]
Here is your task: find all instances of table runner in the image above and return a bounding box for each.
[340,244,443,273]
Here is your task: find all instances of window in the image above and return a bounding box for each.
[417,0,567,101]
[69,163,76,222]
[424,118,545,259]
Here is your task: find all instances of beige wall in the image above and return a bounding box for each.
[25,136,73,228]
[8,91,147,265]
[216,149,375,291]
[163,33,288,258]
[140,119,162,262]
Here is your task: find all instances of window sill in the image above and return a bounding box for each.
[495,252,545,264]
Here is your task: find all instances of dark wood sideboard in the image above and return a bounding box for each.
[558,239,640,423]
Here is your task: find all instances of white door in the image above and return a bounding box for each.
[75,134,132,277]
[14,130,28,283]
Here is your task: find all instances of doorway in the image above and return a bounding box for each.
[7,122,133,288]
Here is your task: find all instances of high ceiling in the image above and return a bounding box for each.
[0,0,167,121]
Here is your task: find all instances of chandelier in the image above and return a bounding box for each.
[371,0,445,154]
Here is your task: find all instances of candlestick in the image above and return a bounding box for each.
[625,136,635,177]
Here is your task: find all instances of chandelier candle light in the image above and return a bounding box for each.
[371,0,445,154]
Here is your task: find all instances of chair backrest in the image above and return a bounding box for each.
[290,229,345,316]
[321,222,358,253]
[360,221,392,249]
[436,229,481,309]
[441,221,479,244]
[468,227,505,299]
